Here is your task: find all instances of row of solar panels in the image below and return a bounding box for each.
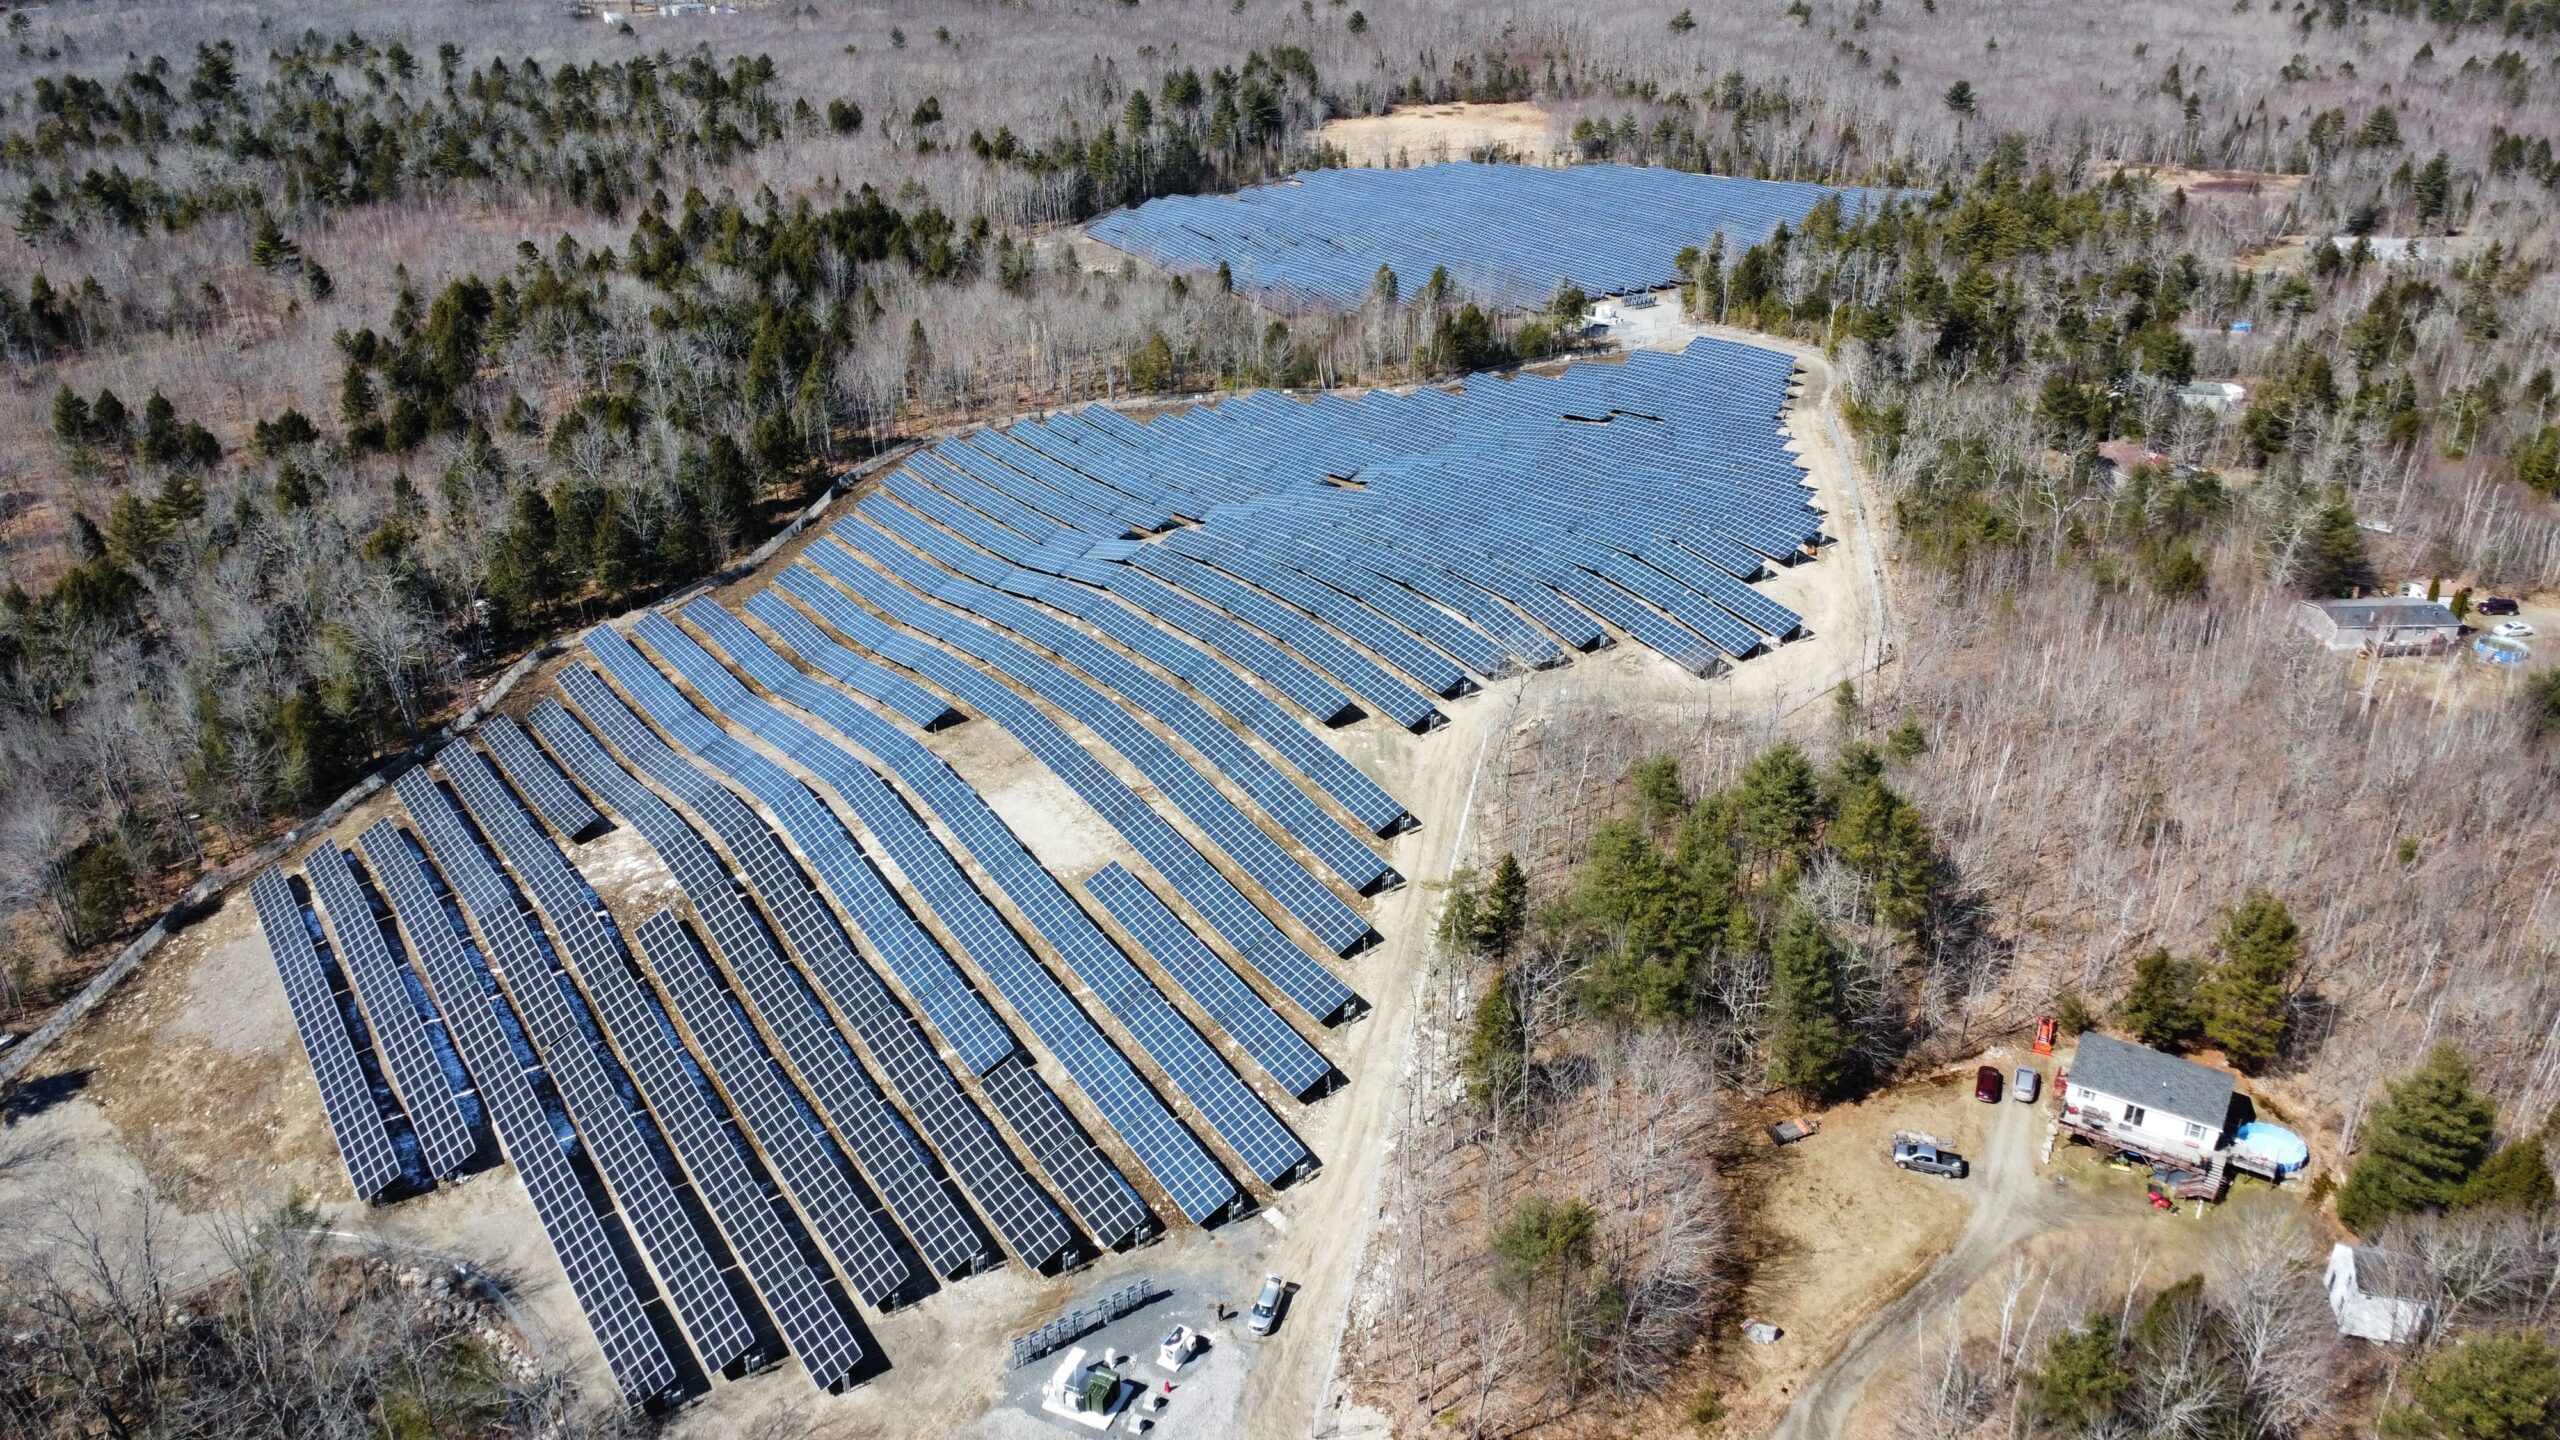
[254,337,1816,1404]
[1089,161,1895,311]
[254,604,1367,1403]
[839,338,1816,713]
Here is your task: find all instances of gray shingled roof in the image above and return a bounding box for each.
[2070,1032,2236,1126]
[2313,598,2461,630]
[2346,1246,2435,1302]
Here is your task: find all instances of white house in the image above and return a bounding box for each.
[2059,1033,2237,1166]
[2295,598,2465,656]
[2326,1243,2434,1344]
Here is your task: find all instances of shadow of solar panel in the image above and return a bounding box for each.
[858,497,1396,828]
[407,753,901,1352]
[678,598,1233,1224]
[250,868,406,1201]
[798,540,1372,955]
[626,905,915,1308]
[361,819,757,1375]
[398,769,872,1393]
[303,844,480,1177]
[835,515,1393,892]
[648,609,1154,1244]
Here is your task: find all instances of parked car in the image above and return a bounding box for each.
[1893,1139,1969,1179]
[1248,1274,1286,1335]
[2013,1066,2041,1103]
[2478,596,2521,616]
[1975,1065,2004,1103]
[2401,581,2434,599]
[2494,620,2536,638]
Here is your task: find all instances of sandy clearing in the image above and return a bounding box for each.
[1314,102,1561,168]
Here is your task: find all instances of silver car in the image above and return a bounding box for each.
[1248,1273,1285,1334]
[2012,1066,2041,1103]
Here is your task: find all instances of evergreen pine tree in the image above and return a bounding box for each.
[1767,904,1857,1099]
[1469,853,1528,958]
[2032,1315,2131,1432]
[50,384,89,446]
[2454,1138,2556,1213]
[2200,891,2297,1071]
[1463,969,1527,1108]
[2386,1331,2560,1440]
[2296,486,2377,597]
[2116,947,2201,1050]
[1830,778,1933,936]
[249,212,301,273]
[2337,1044,2497,1234]
[1736,741,1823,860]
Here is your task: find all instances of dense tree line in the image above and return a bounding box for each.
[5,34,813,242]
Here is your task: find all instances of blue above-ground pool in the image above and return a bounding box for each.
[2233,1122,2310,1174]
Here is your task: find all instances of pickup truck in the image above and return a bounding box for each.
[1892,1137,1969,1179]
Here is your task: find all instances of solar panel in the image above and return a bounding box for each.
[642,608,1232,1224]
[627,905,916,1308]
[524,697,989,1285]
[580,915,873,1392]
[302,844,481,1177]
[347,823,696,1400]
[359,819,758,1376]
[732,578,1309,1189]
[573,630,1019,1079]
[808,534,1374,944]
[1089,162,1893,311]
[248,868,406,1201]
[410,751,900,1371]
[833,513,1397,894]
[650,602,1152,1235]
[1087,864,1331,1101]
[478,715,605,838]
[553,665,1075,1273]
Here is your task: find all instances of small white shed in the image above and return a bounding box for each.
[2325,1243,2433,1344]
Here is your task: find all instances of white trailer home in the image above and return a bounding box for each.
[2059,1033,2237,1167]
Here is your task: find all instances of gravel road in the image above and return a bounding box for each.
[1771,1080,2106,1439]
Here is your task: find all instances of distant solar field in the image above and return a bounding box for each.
[1088,162,1883,310]
[251,337,1824,1407]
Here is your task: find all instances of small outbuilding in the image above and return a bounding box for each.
[2176,380,2248,413]
[2325,1243,2434,1344]
[2295,598,2464,656]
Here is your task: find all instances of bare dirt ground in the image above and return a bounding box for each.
[1767,1039,2330,1440]
[1313,102,1560,168]
[2086,161,2305,199]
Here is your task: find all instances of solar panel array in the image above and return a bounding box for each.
[551,665,1078,1275]
[251,335,1823,1401]
[1090,161,1889,311]
[408,750,895,1389]
[302,844,481,1177]
[356,818,757,1378]
[249,868,407,1201]
[347,822,691,1404]
[522,700,956,1298]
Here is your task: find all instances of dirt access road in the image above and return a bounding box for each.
[1772,1086,2102,1439]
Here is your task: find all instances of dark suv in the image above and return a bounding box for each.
[1975,1065,2004,1103]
